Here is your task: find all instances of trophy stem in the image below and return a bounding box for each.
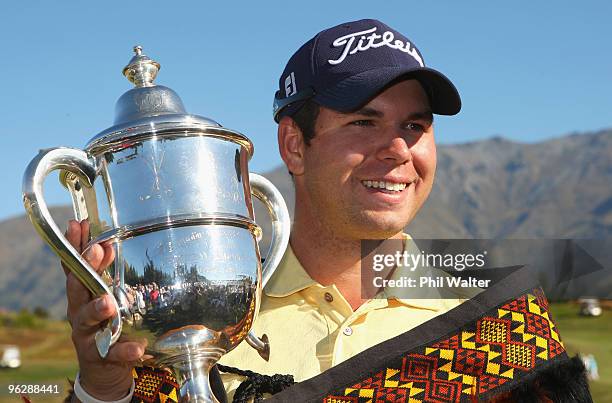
[170,349,225,402]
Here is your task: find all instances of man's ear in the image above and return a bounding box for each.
[277,116,306,176]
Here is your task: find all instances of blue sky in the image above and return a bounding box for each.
[2,1,611,220]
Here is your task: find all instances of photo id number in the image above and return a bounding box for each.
[7,384,60,394]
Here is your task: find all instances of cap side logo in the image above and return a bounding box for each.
[328,27,424,67]
[284,72,297,97]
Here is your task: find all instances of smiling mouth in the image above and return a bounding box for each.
[361,180,410,192]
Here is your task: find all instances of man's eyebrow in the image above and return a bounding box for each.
[350,106,384,118]
[345,108,434,123]
[408,111,434,124]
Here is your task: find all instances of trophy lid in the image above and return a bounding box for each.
[85,46,251,154]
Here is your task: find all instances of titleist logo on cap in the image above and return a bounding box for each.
[328,27,424,67]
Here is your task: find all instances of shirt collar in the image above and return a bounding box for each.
[264,243,317,297]
[380,234,444,312]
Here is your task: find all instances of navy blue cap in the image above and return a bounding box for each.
[273,19,461,122]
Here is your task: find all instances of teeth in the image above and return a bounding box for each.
[362,180,408,192]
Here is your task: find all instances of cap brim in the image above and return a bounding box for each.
[314,66,461,116]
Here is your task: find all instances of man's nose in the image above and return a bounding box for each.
[376,134,412,165]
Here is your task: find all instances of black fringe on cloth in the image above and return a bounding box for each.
[495,355,592,403]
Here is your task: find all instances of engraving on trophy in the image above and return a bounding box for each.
[178,150,192,173]
[161,232,205,256]
[133,91,165,113]
[139,144,173,201]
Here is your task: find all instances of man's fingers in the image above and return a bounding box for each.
[80,220,90,250]
[66,272,93,317]
[63,220,112,277]
[73,294,116,334]
[99,242,116,272]
[62,220,82,276]
[64,221,114,320]
[83,244,105,272]
[78,339,145,368]
[105,340,146,364]
[66,220,82,249]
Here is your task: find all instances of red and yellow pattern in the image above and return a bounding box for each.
[323,288,566,402]
[132,367,179,403]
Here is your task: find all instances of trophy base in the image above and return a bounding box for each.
[162,348,226,402]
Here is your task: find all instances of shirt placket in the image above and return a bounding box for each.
[330,298,388,366]
[302,284,351,371]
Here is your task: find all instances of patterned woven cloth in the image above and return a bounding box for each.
[316,288,564,402]
[132,367,179,403]
[267,266,591,402]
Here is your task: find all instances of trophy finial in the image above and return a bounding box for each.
[122,45,160,88]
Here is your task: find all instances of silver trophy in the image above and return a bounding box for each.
[22,46,290,402]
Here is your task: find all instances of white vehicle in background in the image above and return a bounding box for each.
[578,298,603,317]
[0,345,21,368]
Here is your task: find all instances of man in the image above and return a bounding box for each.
[64,19,589,402]
[218,18,467,399]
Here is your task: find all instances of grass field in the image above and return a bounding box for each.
[0,303,610,402]
[0,319,77,402]
[549,302,612,402]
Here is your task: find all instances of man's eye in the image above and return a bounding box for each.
[351,120,374,127]
[405,123,425,132]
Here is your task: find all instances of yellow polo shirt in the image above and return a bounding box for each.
[219,235,477,400]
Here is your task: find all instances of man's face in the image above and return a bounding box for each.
[296,79,436,239]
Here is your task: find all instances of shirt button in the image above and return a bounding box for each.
[343,327,353,336]
[324,292,334,302]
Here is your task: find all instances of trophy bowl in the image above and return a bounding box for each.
[22,46,290,402]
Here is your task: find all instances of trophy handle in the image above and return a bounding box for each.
[22,147,122,358]
[246,173,290,361]
[248,173,291,288]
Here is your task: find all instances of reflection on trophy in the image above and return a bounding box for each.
[22,46,290,402]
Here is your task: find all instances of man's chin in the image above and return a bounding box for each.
[352,212,412,239]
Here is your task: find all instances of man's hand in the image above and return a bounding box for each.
[64,219,146,400]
